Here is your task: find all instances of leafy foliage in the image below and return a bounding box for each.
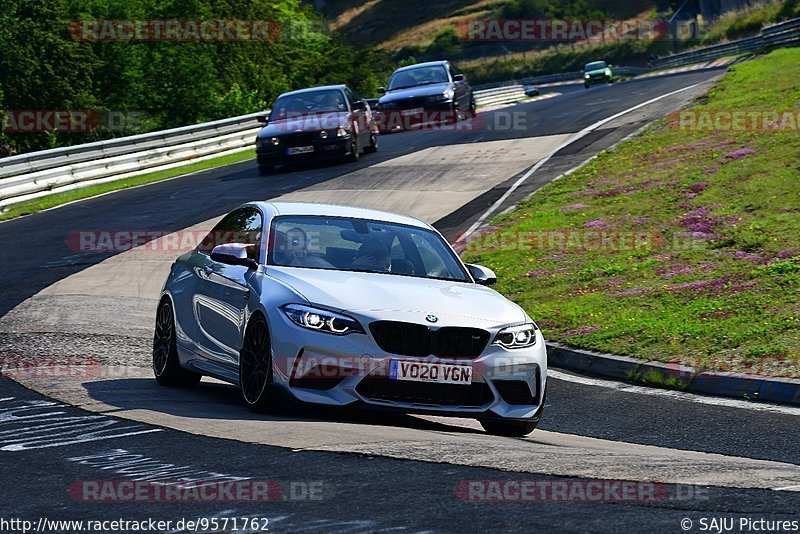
[0,0,393,156]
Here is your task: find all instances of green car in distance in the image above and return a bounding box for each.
[584,61,613,88]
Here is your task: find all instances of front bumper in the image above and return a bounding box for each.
[585,74,612,86]
[266,308,548,421]
[256,137,352,167]
[375,101,457,132]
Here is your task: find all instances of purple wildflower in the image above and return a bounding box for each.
[585,219,608,228]
[564,325,600,336]
[560,203,590,212]
[726,148,757,160]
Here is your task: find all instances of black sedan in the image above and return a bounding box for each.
[375,61,476,132]
[255,85,379,174]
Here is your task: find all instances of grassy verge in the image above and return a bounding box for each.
[463,47,800,377]
[0,149,255,222]
[701,0,800,45]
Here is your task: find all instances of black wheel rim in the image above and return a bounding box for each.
[153,301,173,376]
[240,319,271,405]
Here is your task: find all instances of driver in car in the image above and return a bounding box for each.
[352,238,391,273]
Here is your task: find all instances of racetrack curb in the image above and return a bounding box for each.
[547,343,800,406]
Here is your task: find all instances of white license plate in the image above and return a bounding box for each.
[287,146,314,155]
[401,108,424,116]
[389,360,472,385]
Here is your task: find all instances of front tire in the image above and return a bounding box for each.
[346,133,360,162]
[153,299,201,387]
[239,314,274,412]
[364,131,379,153]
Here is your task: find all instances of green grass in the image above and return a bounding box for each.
[701,0,793,45]
[625,368,690,390]
[0,149,256,221]
[463,47,800,377]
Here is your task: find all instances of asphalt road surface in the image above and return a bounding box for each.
[1,69,798,533]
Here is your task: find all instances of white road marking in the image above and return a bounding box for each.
[460,82,703,242]
[549,370,800,416]
[0,397,162,451]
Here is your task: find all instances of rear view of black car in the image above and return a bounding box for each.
[255,85,379,174]
[375,61,476,132]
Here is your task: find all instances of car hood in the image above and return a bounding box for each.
[586,68,609,75]
[379,82,453,104]
[258,112,350,137]
[267,266,527,327]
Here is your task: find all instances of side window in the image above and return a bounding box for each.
[411,233,448,277]
[199,208,263,261]
[345,87,361,108]
[448,65,457,80]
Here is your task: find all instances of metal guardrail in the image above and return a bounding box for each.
[652,17,800,69]
[0,84,539,208]
[473,66,649,92]
[0,112,264,209]
[474,85,527,107]
[2,17,798,210]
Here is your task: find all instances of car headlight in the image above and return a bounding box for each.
[271,137,280,146]
[319,131,328,139]
[605,68,611,76]
[428,90,455,104]
[336,127,349,138]
[282,304,364,336]
[494,323,538,349]
[585,73,591,79]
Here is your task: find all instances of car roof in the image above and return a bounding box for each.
[254,202,432,229]
[393,61,448,73]
[278,85,347,99]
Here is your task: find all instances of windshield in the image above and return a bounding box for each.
[585,61,607,71]
[267,215,470,282]
[270,90,347,120]
[388,66,450,91]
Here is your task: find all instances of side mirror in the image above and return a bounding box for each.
[453,73,465,82]
[378,87,387,94]
[352,100,367,111]
[257,114,269,125]
[211,244,258,270]
[466,264,497,286]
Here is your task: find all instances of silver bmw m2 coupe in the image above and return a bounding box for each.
[153,202,547,436]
